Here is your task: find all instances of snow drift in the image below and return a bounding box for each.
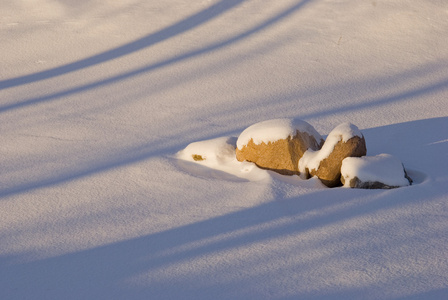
[1,0,447,299]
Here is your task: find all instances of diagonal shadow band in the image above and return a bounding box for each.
[2,179,445,300]
[0,0,246,90]
[0,117,446,199]
[0,0,314,113]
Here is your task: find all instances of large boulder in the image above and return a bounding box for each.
[299,123,367,187]
[236,119,324,175]
[341,154,412,189]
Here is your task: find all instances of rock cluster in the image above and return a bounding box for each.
[236,119,411,188]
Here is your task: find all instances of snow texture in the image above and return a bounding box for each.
[1,0,448,299]
[341,154,411,187]
[299,122,363,174]
[236,118,323,149]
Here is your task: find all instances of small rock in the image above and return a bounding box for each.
[341,154,412,189]
[299,123,367,187]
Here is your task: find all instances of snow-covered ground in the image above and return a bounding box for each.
[1,0,447,299]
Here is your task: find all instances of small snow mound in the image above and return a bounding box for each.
[341,154,411,188]
[176,136,269,181]
[177,136,237,164]
[236,118,322,150]
[299,122,363,174]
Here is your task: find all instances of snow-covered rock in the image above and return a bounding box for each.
[299,123,367,187]
[235,119,324,175]
[341,154,412,189]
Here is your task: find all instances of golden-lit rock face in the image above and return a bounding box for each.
[307,135,367,187]
[236,131,324,176]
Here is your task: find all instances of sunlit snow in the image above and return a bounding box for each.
[1,0,447,299]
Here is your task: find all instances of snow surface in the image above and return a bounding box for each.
[1,0,448,299]
[299,122,363,174]
[341,154,411,188]
[236,118,323,149]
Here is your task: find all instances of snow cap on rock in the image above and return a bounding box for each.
[299,122,364,174]
[236,118,323,150]
[341,153,412,188]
